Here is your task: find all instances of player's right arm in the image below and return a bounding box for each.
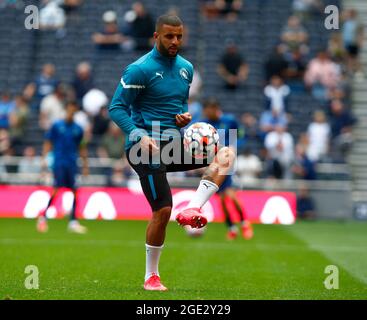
[109,64,158,153]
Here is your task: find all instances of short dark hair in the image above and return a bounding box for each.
[155,14,183,31]
[65,100,79,109]
[203,97,220,109]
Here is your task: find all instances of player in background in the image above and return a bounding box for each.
[109,14,235,291]
[37,101,89,234]
[202,98,253,240]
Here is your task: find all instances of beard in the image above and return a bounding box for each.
[157,41,179,58]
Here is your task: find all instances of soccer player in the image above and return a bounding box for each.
[109,14,235,291]
[36,101,89,234]
[202,98,253,240]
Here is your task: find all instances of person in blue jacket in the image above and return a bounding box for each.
[36,101,89,234]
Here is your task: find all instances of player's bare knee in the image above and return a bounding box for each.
[225,147,236,164]
[216,147,235,168]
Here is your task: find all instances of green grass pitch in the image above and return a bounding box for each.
[0,218,366,300]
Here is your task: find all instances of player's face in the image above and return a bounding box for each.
[65,104,77,122]
[204,106,219,121]
[154,24,183,57]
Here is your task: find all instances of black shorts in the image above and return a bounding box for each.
[126,138,213,211]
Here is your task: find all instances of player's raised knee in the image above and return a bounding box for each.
[216,146,235,167]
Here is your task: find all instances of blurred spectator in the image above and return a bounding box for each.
[329,99,357,158]
[23,63,59,110]
[264,45,289,81]
[264,75,290,115]
[202,0,243,21]
[217,42,249,90]
[39,83,67,130]
[328,33,346,63]
[92,10,133,52]
[189,69,203,99]
[60,0,83,14]
[296,184,316,220]
[107,159,130,187]
[92,106,110,137]
[39,0,66,30]
[328,87,347,103]
[292,144,316,180]
[342,9,365,78]
[280,15,309,54]
[188,96,203,124]
[236,147,262,186]
[73,102,92,142]
[0,129,11,156]
[0,91,15,129]
[72,62,94,104]
[240,113,259,138]
[0,0,23,8]
[292,0,322,19]
[9,95,29,148]
[304,50,341,102]
[306,110,330,162]
[284,48,307,91]
[97,122,125,159]
[123,2,155,51]
[238,113,261,151]
[259,110,288,139]
[82,88,108,117]
[297,132,310,151]
[264,126,294,179]
[18,146,41,175]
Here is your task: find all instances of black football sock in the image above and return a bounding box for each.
[70,191,77,221]
[221,196,234,228]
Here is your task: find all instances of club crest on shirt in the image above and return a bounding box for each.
[179,68,189,81]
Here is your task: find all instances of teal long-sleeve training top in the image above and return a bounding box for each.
[109,45,194,150]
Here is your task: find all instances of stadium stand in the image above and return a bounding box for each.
[0,0,360,195]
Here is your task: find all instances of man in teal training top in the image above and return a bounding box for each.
[109,14,235,291]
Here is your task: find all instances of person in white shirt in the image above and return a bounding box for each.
[189,69,203,99]
[236,148,262,187]
[264,75,291,115]
[264,125,294,179]
[307,110,330,162]
[39,0,66,30]
[39,84,67,130]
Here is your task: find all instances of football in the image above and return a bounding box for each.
[183,122,219,159]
